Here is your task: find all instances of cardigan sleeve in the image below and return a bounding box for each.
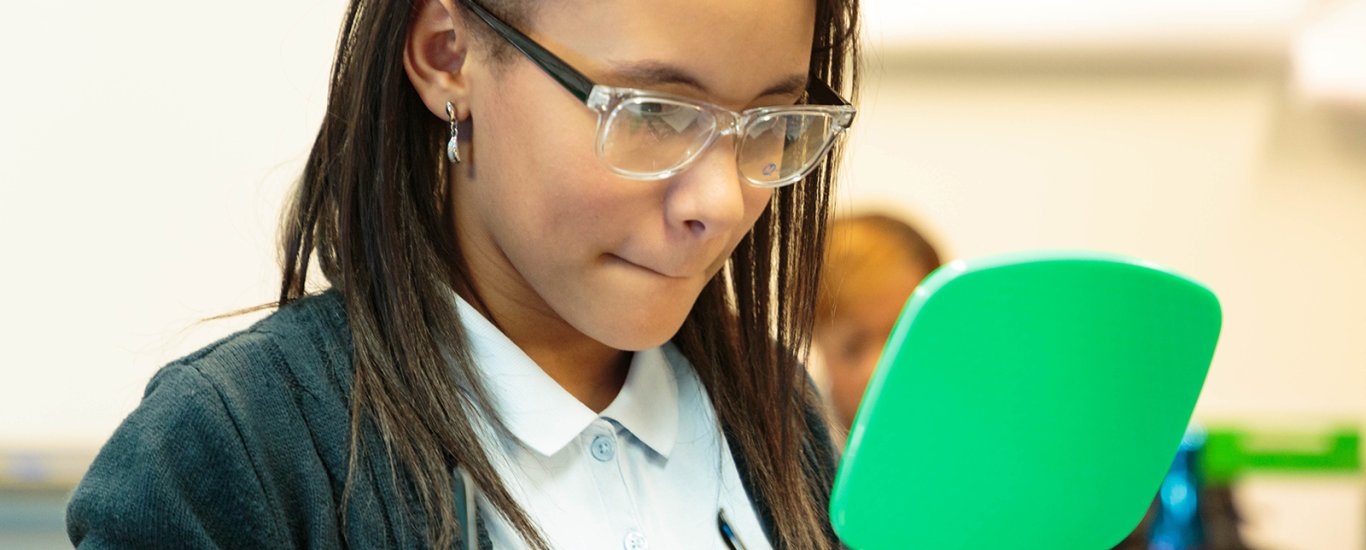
[66,362,287,549]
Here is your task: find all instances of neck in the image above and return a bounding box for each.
[451,183,634,412]
[516,322,632,414]
[456,255,630,414]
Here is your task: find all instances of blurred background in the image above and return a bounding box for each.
[1,0,1362,548]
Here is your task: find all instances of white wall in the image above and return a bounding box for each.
[0,0,343,447]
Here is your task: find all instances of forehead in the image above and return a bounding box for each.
[526,0,817,106]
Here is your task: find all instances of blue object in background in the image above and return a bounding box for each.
[1150,429,1207,550]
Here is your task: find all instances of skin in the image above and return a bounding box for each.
[814,259,931,429]
[404,0,816,411]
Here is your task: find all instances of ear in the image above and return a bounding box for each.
[405,0,474,122]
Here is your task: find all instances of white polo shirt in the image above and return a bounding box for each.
[453,296,774,550]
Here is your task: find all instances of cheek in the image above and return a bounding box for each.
[471,65,596,183]
[472,84,635,258]
[740,186,774,227]
[466,91,696,349]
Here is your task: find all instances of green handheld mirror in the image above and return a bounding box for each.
[829,251,1221,549]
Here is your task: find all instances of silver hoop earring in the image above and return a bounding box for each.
[446,101,462,164]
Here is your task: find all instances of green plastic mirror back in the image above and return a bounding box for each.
[829,251,1221,549]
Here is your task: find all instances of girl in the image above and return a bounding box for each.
[67,0,860,548]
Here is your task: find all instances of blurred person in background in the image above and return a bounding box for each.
[812,212,943,434]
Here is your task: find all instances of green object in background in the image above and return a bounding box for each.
[1202,427,1361,483]
[830,251,1222,549]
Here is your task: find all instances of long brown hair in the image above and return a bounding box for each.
[276,0,861,547]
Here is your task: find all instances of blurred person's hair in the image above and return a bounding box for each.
[816,212,943,323]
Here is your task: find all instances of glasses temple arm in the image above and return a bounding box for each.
[459,0,596,103]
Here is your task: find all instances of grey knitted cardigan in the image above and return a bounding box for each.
[65,289,841,548]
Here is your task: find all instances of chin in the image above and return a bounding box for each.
[582,297,696,352]
[595,315,689,351]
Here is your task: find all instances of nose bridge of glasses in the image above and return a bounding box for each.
[711,108,743,138]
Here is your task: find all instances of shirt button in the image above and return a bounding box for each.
[590,434,616,462]
[622,529,648,550]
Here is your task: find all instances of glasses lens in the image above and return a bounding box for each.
[601,98,715,177]
[737,112,837,186]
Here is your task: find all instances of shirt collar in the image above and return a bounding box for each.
[452,294,679,459]
[601,347,679,458]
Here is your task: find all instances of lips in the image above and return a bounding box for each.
[607,254,692,279]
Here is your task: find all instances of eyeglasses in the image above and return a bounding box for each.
[460,0,857,188]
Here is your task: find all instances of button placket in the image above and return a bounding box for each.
[583,419,651,550]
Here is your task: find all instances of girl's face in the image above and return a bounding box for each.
[453,0,817,351]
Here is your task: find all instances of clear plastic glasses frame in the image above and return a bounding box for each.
[585,85,856,187]
[461,0,857,188]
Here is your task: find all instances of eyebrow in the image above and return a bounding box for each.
[604,60,809,101]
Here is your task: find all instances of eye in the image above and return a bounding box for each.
[838,331,869,362]
[637,101,678,115]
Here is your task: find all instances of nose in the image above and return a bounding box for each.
[662,138,749,240]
